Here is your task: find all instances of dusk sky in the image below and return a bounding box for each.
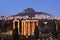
[0,0,60,16]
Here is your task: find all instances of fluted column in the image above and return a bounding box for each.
[22,21,24,35]
[28,21,30,36]
[24,21,26,36]
[32,21,35,35]
[13,19,20,35]
[18,20,20,35]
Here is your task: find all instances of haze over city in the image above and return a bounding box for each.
[0,0,60,16]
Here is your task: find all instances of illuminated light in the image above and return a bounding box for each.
[26,36,28,38]
[13,19,38,37]
[10,31,12,35]
[43,22,48,25]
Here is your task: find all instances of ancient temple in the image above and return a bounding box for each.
[13,19,38,38]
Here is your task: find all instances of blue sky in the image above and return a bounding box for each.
[0,0,60,16]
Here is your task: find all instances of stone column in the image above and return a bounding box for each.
[22,21,24,35]
[32,21,35,35]
[13,19,20,35]
[24,21,26,36]
[28,21,30,36]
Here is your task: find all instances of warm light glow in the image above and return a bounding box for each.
[28,21,30,36]
[24,21,26,36]
[10,31,12,34]
[31,22,35,35]
[43,22,48,24]
[13,19,38,36]
[22,21,24,35]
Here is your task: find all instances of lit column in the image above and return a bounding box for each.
[26,22,28,36]
[13,20,15,29]
[22,21,24,35]
[28,21,30,36]
[24,21,26,36]
[32,21,35,35]
[18,20,20,35]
